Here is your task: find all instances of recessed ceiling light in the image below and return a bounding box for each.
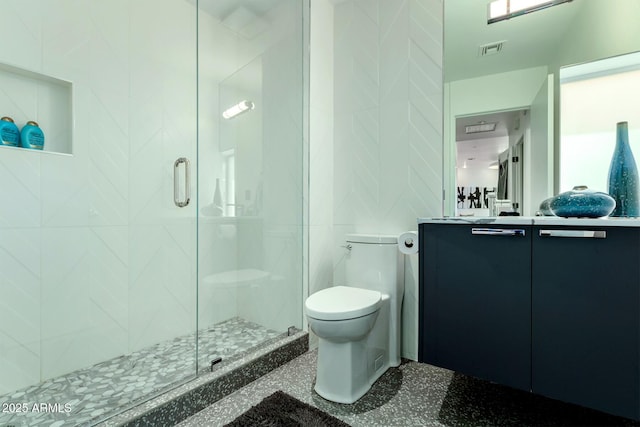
[465,122,497,134]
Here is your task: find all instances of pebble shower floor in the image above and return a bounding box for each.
[0,317,280,427]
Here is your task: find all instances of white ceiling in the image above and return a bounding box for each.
[445,0,583,82]
[448,0,583,170]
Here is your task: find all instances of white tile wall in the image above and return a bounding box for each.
[308,0,442,360]
[0,228,41,392]
[307,0,335,348]
[0,149,41,228]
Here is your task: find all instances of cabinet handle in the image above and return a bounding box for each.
[539,230,606,239]
[471,228,526,237]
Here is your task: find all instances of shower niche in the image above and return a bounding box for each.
[0,62,73,155]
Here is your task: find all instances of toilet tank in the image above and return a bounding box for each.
[345,234,403,295]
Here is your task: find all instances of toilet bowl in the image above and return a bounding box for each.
[306,286,384,403]
[305,234,404,404]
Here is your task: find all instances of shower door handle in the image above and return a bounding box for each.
[174,157,191,207]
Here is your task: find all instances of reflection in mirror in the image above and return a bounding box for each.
[560,51,640,195]
[455,109,526,216]
[444,0,640,217]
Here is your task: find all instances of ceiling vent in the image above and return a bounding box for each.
[478,41,506,57]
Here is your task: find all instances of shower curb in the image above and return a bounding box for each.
[95,331,308,427]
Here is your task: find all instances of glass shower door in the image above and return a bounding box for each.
[196,0,305,370]
[0,1,199,425]
[126,0,200,394]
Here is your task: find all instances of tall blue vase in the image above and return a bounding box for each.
[608,121,639,217]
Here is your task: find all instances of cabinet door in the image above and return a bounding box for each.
[532,226,640,420]
[419,223,532,392]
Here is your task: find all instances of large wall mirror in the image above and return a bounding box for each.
[444,0,640,217]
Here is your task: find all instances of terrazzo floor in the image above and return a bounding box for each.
[0,317,280,427]
[180,350,640,427]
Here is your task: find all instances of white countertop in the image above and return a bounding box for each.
[418,217,534,226]
[418,216,640,227]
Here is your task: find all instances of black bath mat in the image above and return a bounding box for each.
[224,390,350,426]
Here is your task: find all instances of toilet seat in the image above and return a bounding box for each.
[305,286,382,321]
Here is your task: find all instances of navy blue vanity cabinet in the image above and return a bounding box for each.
[532,226,640,420]
[419,222,532,392]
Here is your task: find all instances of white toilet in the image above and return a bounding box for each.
[305,234,404,404]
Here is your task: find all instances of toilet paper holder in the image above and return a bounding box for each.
[398,231,419,255]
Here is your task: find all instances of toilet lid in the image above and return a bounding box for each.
[305,286,382,321]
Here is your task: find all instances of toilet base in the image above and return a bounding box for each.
[314,336,388,404]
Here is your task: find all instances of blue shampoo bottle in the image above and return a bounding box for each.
[21,121,44,150]
[0,117,20,146]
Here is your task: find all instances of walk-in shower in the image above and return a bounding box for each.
[0,1,305,425]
